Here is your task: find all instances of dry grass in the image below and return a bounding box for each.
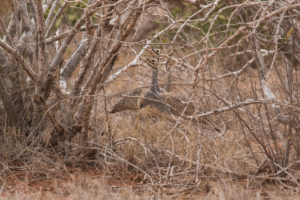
[1,170,151,200]
[1,46,299,199]
[2,170,300,199]
[0,0,299,199]
[0,7,300,198]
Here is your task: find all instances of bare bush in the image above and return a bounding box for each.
[0,0,300,196]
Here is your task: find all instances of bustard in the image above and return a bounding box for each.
[109,48,219,131]
[109,48,199,116]
[109,48,167,113]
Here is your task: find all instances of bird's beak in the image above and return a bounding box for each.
[146,48,154,54]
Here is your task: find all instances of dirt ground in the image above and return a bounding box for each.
[2,169,300,199]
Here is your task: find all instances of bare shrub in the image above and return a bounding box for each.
[0,0,300,196]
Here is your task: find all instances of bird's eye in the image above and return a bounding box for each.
[152,48,160,55]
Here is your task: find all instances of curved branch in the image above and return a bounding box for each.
[0,40,37,80]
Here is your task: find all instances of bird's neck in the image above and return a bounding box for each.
[151,68,160,93]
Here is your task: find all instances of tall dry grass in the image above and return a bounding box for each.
[1,0,300,199]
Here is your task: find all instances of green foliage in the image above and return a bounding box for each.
[156,2,241,46]
[170,6,182,19]
[43,1,88,27]
[64,1,86,25]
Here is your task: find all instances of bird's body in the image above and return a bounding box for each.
[109,88,143,113]
[163,93,195,116]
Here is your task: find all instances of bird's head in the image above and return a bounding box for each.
[145,57,159,70]
[146,48,161,58]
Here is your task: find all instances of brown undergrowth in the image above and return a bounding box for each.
[0,38,299,197]
[0,1,300,199]
[1,61,299,199]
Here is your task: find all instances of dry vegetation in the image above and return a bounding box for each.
[0,0,300,199]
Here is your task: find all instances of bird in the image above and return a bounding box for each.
[109,48,220,131]
[109,48,166,113]
[108,88,144,113]
[109,48,198,116]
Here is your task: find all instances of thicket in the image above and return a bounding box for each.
[0,0,300,193]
